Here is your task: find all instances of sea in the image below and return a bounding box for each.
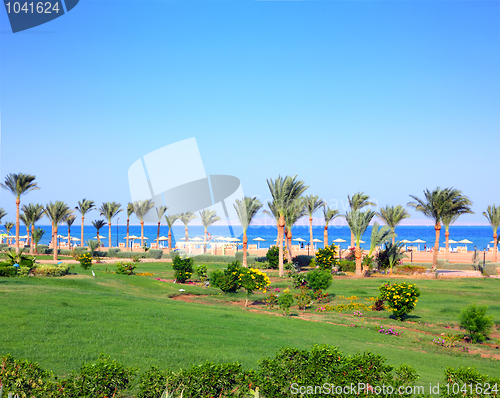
[7,224,496,251]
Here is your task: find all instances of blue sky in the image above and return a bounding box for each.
[0,1,498,225]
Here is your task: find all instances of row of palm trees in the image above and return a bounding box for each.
[1,173,499,277]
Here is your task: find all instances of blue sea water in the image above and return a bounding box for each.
[6,224,495,251]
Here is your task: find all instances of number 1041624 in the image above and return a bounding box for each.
[5,2,60,14]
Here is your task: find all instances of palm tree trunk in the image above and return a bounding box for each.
[323,225,328,248]
[203,227,207,254]
[15,198,20,255]
[168,229,172,250]
[30,224,34,254]
[157,221,161,250]
[350,231,354,248]
[278,214,285,277]
[494,233,498,263]
[185,226,188,242]
[355,246,362,276]
[53,225,58,261]
[445,230,450,262]
[108,222,112,248]
[126,218,130,250]
[81,216,85,247]
[309,216,314,255]
[432,223,441,270]
[242,232,248,267]
[97,230,100,244]
[68,226,71,252]
[141,221,144,248]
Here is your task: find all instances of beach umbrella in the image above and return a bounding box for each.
[158,236,169,241]
[253,237,265,249]
[458,239,473,250]
[228,238,241,242]
[293,237,306,242]
[400,239,412,250]
[312,238,322,249]
[448,239,458,244]
[94,236,106,239]
[412,239,426,251]
[190,237,203,241]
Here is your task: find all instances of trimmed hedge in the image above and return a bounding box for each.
[0,266,17,277]
[73,247,88,254]
[108,248,121,257]
[115,252,147,259]
[0,243,8,251]
[147,249,163,259]
[192,254,234,263]
[36,244,49,254]
[234,252,258,264]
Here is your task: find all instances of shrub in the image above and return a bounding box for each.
[32,264,70,277]
[266,245,285,269]
[294,286,313,311]
[239,267,271,306]
[116,251,147,259]
[137,366,173,398]
[77,252,93,270]
[148,249,163,259]
[192,254,231,263]
[315,244,338,271]
[209,261,241,293]
[338,259,356,273]
[376,249,390,270]
[306,269,332,291]
[379,282,420,320]
[344,247,356,261]
[441,366,500,398]
[292,255,313,271]
[0,243,8,251]
[93,250,108,258]
[172,255,194,283]
[0,354,52,397]
[59,249,72,256]
[36,244,49,254]
[265,292,279,309]
[195,264,208,281]
[0,265,17,277]
[256,345,418,398]
[290,272,308,289]
[459,303,494,343]
[394,265,427,275]
[108,248,121,257]
[277,288,294,316]
[116,261,137,275]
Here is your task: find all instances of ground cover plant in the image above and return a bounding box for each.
[0,260,499,392]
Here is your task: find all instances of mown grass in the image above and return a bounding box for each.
[0,260,499,387]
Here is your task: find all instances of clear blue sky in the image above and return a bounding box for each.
[1,1,498,225]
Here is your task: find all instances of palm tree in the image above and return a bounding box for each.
[19,213,30,249]
[0,208,7,224]
[234,197,263,267]
[4,222,14,245]
[267,175,308,277]
[199,210,220,253]
[367,222,394,258]
[64,214,77,250]
[377,205,410,244]
[99,202,123,248]
[304,195,325,255]
[1,173,39,254]
[45,201,72,261]
[323,206,341,248]
[126,202,134,250]
[155,206,168,249]
[284,197,306,262]
[32,227,45,254]
[164,214,179,250]
[21,203,44,254]
[408,187,473,270]
[75,199,95,247]
[179,212,197,242]
[384,241,408,274]
[442,213,459,261]
[483,205,500,263]
[91,220,107,243]
[132,200,155,248]
[263,201,279,240]
[347,192,376,247]
[345,209,376,276]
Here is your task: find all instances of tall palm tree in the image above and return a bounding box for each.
[91,220,107,243]
[179,212,197,242]
[0,208,7,224]
[76,199,95,247]
[64,214,77,249]
[442,213,459,261]
[22,203,44,254]
[1,173,39,254]
[132,200,155,248]
[408,187,473,270]
[345,209,376,276]
[126,202,134,250]
[284,197,306,262]
[367,222,394,258]
[32,227,45,254]
[483,205,500,263]
[155,206,168,249]
[263,201,279,241]
[323,206,341,248]
[199,210,220,253]
[164,214,179,250]
[347,192,375,247]
[4,222,14,245]
[99,202,122,248]
[234,197,263,267]
[377,205,410,244]
[304,195,325,255]
[45,201,72,261]
[19,213,30,249]
[267,175,308,277]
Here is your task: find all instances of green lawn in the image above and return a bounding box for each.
[1,261,499,387]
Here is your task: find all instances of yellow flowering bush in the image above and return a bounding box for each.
[77,253,92,270]
[379,282,421,320]
[239,267,271,307]
[315,244,338,271]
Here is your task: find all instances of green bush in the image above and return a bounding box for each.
[441,366,500,398]
[195,264,208,281]
[379,282,420,320]
[338,259,356,272]
[192,254,233,263]
[256,345,418,398]
[116,251,147,259]
[209,261,241,293]
[0,265,17,277]
[235,251,258,264]
[0,354,52,397]
[148,249,163,259]
[116,261,136,275]
[172,255,194,283]
[36,244,49,254]
[32,264,70,277]
[306,269,332,291]
[93,250,108,258]
[292,255,313,271]
[108,248,121,257]
[137,366,173,398]
[0,243,9,251]
[290,272,308,289]
[277,288,294,316]
[315,244,338,271]
[266,246,285,269]
[459,303,494,343]
[59,249,72,256]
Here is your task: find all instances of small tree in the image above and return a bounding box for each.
[239,267,271,307]
[86,239,101,257]
[459,304,494,343]
[32,227,45,254]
